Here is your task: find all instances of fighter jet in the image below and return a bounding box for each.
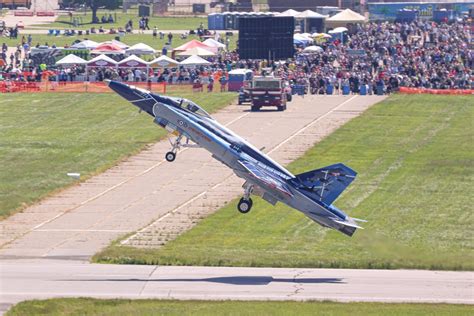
[107,80,365,236]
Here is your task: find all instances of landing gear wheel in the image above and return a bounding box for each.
[237,197,253,214]
[165,151,176,162]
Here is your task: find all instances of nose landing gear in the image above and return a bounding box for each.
[165,134,183,162]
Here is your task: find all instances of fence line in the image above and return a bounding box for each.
[399,87,474,95]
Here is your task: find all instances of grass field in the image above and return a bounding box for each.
[0,91,236,219]
[33,11,207,31]
[6,298,473,316]
[94,94,474,270]
[2,33,237,55]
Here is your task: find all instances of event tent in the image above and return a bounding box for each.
[312,32,332,38]
[55,54,88,65]
[117,55,148,68]
[302,45,323,53]
[87,54,118,67]
[202,38,226,49]
[125,43,156,55]
[278,9,300,17]
[91,43,124,55]
[177,47,215,57]
[296,10,325,19]
[326,9,366,28]
[294,33,313,41]
[179,55,211,67]
[148,55,179,68]
[173,39,214,53]
[332,26,349,33]
[70,40,99,50]
[100,40,129,49]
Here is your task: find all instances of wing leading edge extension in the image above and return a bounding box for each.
[238,160,293,197]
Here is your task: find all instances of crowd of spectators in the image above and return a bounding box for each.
[287,19,473,93]
[1,19,472,94]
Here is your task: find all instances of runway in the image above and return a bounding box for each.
[2,262,473,309]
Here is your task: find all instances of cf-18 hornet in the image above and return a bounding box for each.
[107,80,366,236]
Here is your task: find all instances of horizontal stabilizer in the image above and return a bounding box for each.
[351,217,368,223]
[295,163,357,205]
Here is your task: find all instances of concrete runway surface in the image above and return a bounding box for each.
[1,263,473,310]
[1,95,473,312]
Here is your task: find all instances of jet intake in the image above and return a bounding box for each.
[154,117,177,133]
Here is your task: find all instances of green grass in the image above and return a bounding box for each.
[6,298,473,316]
[1,33,237,56]
[0,91,236,219]
[94,94,474,270]
[33,11,207,31]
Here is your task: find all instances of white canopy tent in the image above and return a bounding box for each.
[326,9,366,28]
[125,43,156,55]
[202,38,226,50]
[55,54,88,66]
[148,55,179,68]
[86,54,118,82]
[177,47,215,57]
[117,55,149,68]
[179,55,211,67]
[296,10,326,19]
[332,26,349,33]
[302,45,323,53]
[278,9,300,17]
[87,54,118,67]
[70,40,99,50]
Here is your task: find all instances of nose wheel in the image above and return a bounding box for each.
[237,197,253,214]
[165,134,183,162]
[165,151,176,162]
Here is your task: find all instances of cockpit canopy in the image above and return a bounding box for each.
[151,94,213,119]
[182,99,212,119]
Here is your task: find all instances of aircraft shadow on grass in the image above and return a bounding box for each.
[64,276,345,285]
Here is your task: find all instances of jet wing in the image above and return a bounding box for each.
[295,163,357,205]
[238,160,293,197]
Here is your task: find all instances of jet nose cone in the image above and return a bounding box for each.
[107,80,155,116]
[107,80,139,102]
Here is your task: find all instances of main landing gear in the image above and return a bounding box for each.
[165,134,183,162]
[238,197,253,213]
[237,184,254,214]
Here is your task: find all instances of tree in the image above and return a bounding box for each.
[63,0,121,23]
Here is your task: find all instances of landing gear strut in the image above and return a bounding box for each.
[237,184,254,214]
[165,134,183,162]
